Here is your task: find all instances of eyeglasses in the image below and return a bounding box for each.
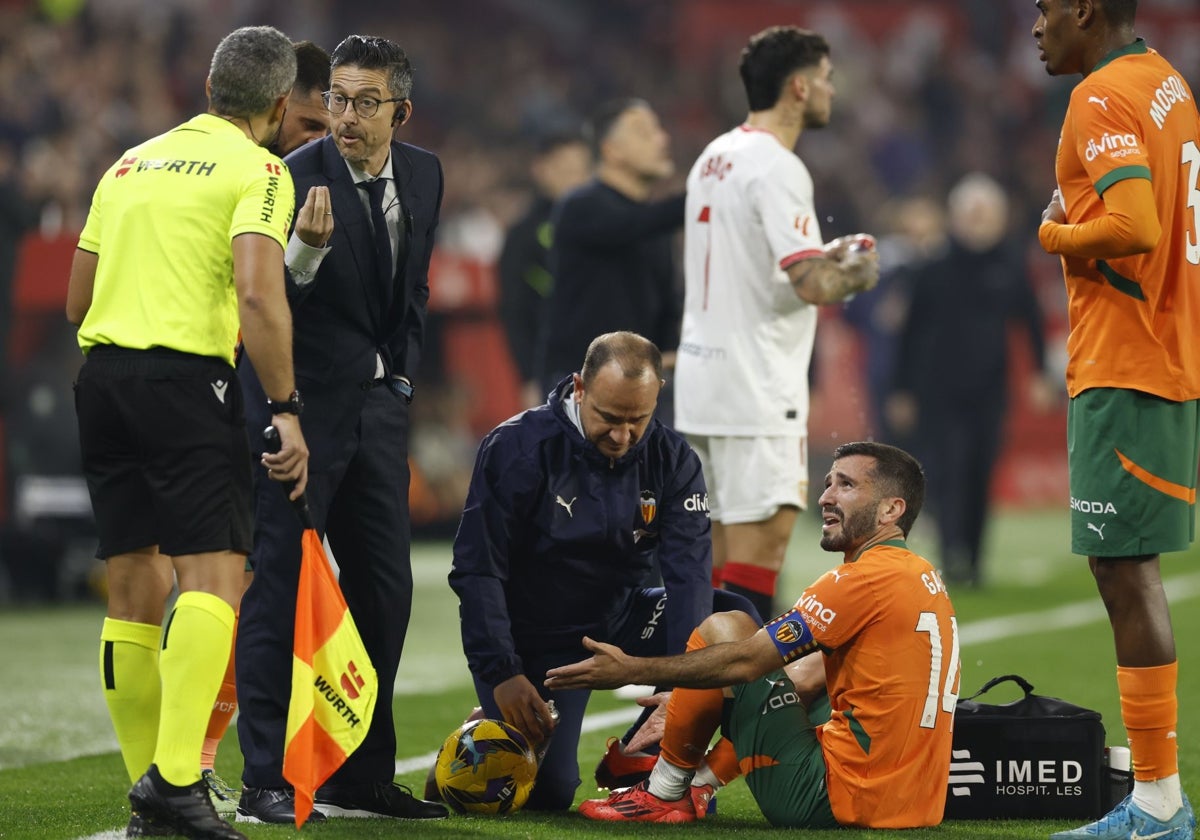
[321,91,405,118]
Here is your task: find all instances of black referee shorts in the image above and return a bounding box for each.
[74,345,253,559]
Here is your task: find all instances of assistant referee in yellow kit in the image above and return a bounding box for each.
[65,25,309,840]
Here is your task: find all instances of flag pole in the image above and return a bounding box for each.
[263,426,378,829]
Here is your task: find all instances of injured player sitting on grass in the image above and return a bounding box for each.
[546,441,961,829]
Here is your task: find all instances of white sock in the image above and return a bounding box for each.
[645,759,694,801]
[692,761,723,790]
[1131,774,1183,821]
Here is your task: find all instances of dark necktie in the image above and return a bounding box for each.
[359,178,394,311]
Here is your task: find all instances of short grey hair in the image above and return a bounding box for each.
[208,26,297,119]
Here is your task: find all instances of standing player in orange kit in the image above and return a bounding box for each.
[547,442,959,828]
[1035,1,1198,838]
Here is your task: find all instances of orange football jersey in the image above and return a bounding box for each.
[1054,41,1200,400]
[794,541,959,828]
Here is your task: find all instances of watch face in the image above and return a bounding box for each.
[270,391,303,414]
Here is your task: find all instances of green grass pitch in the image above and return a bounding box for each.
[1,508,1197,839]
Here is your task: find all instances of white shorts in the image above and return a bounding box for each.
[687,434,808,524]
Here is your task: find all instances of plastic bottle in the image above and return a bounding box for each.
[1104,745,1133,808]
[533,700,559,767]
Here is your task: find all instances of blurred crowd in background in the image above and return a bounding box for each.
[1,0,1198,600]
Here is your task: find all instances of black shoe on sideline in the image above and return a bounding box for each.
[235,786,326,825]
[125,810,174,838]
[314,781,449,819]
[128,765,246,840]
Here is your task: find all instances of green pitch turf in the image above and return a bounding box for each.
[1,507,1197,839]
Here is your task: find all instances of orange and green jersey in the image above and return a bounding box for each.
[794,541,959,828]
[1052,40,1200,400]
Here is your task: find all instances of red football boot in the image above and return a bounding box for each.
[593,737,657,790]
[578,781,696,824]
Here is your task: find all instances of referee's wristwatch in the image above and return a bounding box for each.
[267,389,304,416]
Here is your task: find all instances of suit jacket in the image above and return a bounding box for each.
[240,136,443,465]
[284,134,443,387]
[235,137,442,788]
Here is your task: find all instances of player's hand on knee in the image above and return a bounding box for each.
[784,653,827,708]
[626,691,671,752]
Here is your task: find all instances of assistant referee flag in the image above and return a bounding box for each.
[281,528,378,828]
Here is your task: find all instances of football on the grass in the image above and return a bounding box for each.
[434,718,538,815]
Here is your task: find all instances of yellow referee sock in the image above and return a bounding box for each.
[100,618,162,784]
[153,591,235,787]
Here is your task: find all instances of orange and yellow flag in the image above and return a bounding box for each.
[282,528,378,828]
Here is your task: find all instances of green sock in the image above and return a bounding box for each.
[153,591,235,787]
[100,618,162,784]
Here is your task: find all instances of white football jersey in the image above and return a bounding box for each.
[674,126,824,436]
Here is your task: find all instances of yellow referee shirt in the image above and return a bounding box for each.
[76,113,295,364]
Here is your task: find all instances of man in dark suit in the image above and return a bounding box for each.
[235,34,447,824]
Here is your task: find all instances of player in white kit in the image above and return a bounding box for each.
[674,26,879,619]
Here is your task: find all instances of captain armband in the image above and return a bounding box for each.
[764,608,820,664]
